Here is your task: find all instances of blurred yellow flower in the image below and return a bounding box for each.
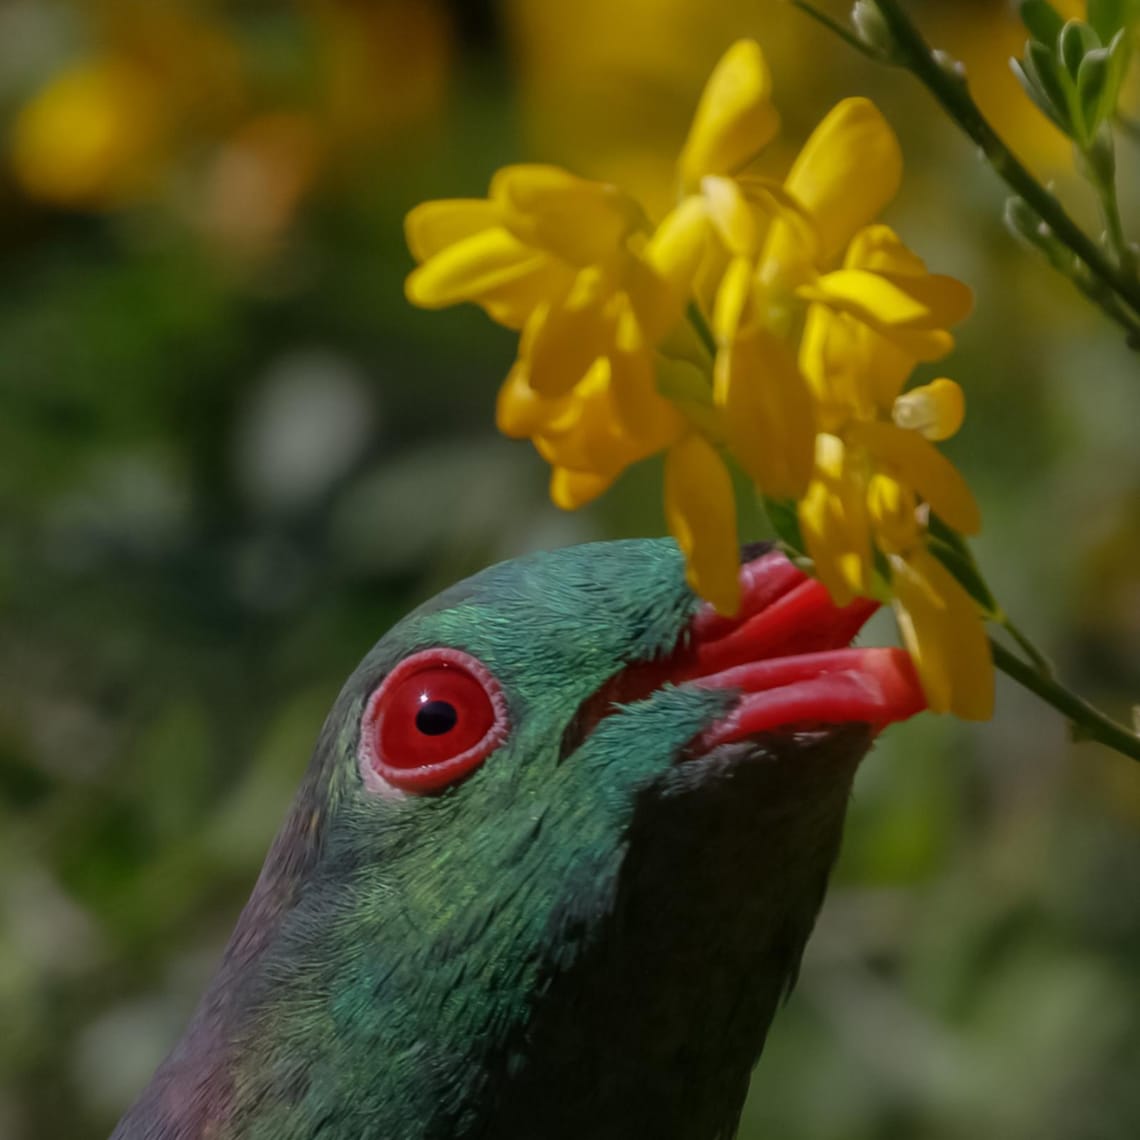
[9,5,243,209]
[9,0,452,226]
[10,60,166,206]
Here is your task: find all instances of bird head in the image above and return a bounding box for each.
[115,538,924,1140]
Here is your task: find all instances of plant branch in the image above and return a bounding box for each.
[787,0,882,59]
[996,615,1055,679]
[867,0,1140,325]
[991,639,1140,764]
[1085,148,1135,274]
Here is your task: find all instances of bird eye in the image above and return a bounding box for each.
[360,648,508,793]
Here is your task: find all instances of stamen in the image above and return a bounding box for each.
[891,378,964,441]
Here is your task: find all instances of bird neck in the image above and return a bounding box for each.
[110,754,333,1140]
[113,720,866,1140]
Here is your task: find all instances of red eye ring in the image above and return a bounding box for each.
[358,648,509,794]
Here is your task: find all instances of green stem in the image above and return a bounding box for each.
[687,301,719,358]
[1116,112,1140,143]
[868,0,1140,325]
[991,639,1140,763]
[997,615,1056,679]
[1103,176,1128,267]
[788,0,882,59]
[1087,151,1134,275]
[1074,267,1140,344]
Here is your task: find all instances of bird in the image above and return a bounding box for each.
[111,537,925,1140]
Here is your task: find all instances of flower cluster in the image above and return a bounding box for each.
[405,39,993,719]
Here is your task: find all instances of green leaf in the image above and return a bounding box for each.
[1012,55,1072,132]
[1017,42,1077,133]
[1103,27,1134,119]
[1077,45,1113,131]
[1059,19,1101,79]
[926,514,1000,616]
[1087,0,1132,43]
[762,496,805,555]
[1019,0,1066,45]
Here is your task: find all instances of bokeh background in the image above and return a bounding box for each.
[1,1,1139,1137]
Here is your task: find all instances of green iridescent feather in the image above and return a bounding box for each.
[113,539,871,1140]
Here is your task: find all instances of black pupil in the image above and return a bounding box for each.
[416,699,458,736]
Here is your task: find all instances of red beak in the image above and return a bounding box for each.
[670,550,927,753]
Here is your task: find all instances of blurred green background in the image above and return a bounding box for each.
[1,1,1138,1137]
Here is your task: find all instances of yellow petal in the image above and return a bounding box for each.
[713,326,815,499]
[608,319,685,446]
[876,272,973,327]
[645,197,712,301]
[550,466,615,509]
[404,198,503,262]
[890,548,994,719]
[797,433,874,605]
[852,421,981,534]
[799,303,913,416]
[892,378,965,441]
[701,175,758,255]
[622,250,684,342]
[876,327,956,366]
[770,98,902,266]
[678,40,780,190]
[664,434,741,614]
[711,255,756,345]
[495,365,559,438]
[523,272,613,397]
[693,235,733,318]
[866,472,920,554]
[844,223,928,275]
[405,226,566,329]
[491,164,643,265]
[738,176,821,260]
[800,268,971,333]
[532,361,664,476]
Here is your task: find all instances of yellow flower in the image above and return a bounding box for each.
[407,165,679,415]
[862,469,992,718]
[797,389,989,718]
[408,161,750,612]
[646,41,820,502]
[786,137,987,718]
[646,52,972,523]
[798,433,873,604]
[796,224,973,409]
[664,433,741,613]
[497,361,742,613]
[763,97,903,281]
[495,360,683,507]
[889,545,995,720]
[404,35,992,698]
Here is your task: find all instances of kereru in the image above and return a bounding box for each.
[112,539,923,1140]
